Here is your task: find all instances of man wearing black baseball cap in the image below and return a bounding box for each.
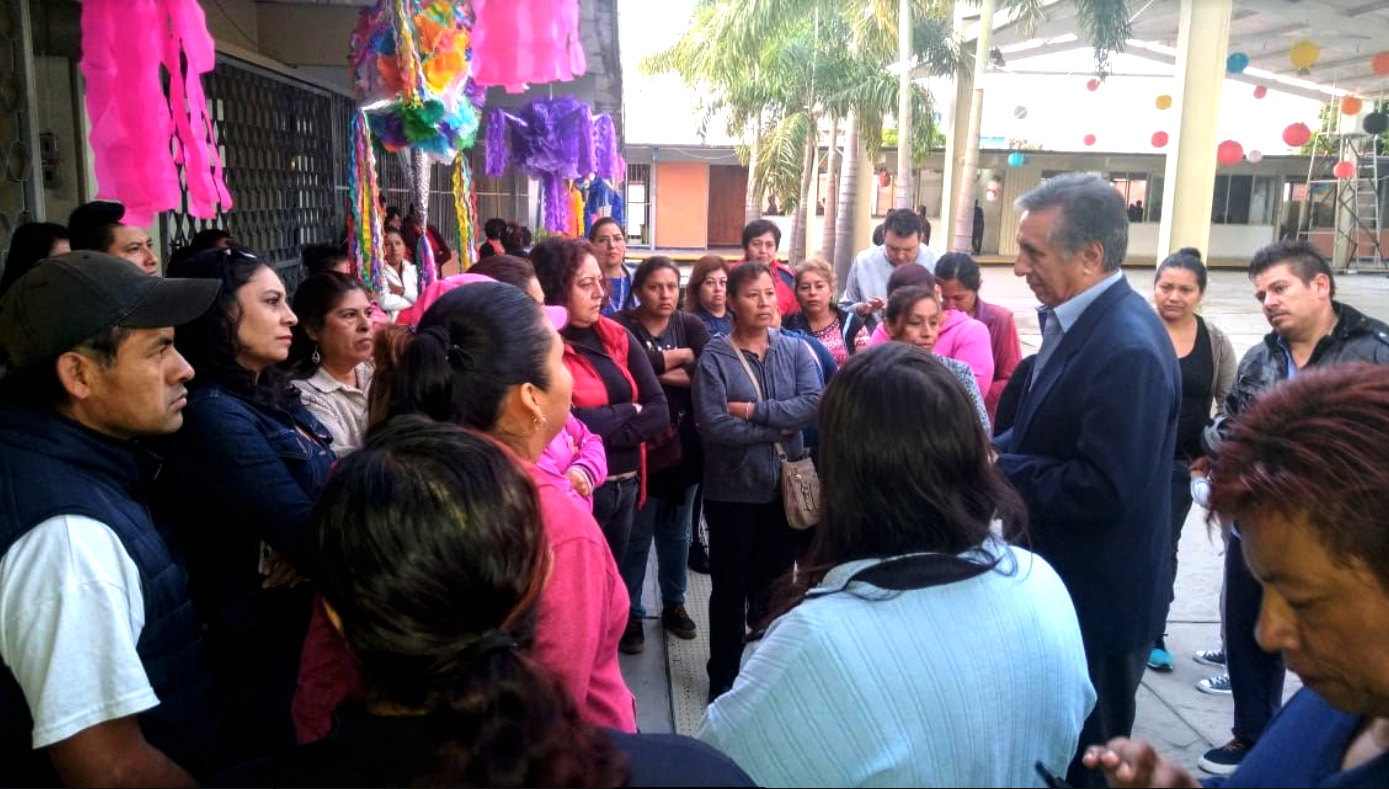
[0,251,221,785]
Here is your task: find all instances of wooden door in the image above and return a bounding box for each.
[707,165,749,247]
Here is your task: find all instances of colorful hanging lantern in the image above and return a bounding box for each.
[1282,122,1312,147]
[1253,85,1268,99]
[1151,131,1169,148]
[1083,134,1097,146]
[1086,78,1101,92]
[1365,112,1389,136]
[1007,151,1025,167]
[1217,140,1244,166]
[1341,96,1364,116]
[1226,52,1250,74]
[1371,51,1389,76]
[1155,94,1173,111]
[1246,150,1264,164]
[1332,161,1355,179]
[1289,40,1320,71]
[1014,105,1029,120]
[485,97,622,233]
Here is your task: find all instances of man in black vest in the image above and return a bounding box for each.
[0,251,219,786]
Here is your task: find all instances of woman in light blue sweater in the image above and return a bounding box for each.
[697,343,1095,787]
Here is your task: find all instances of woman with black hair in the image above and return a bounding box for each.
[0,222,69,298]
[161,247,335,764]
[614,256,711,653]
[1147,248,1237,675]
[693,261,821,701]
[287,273,375,456]
[335,281,635,734]
[217,419,751,787]
[590,217,635,316]
[531,237,668,572]
[697,343,1094,786]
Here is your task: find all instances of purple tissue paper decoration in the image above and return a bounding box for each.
[593,114,619,182]
[485,108,510,178]
[577,110,595,176]
[542,173,569,233]
[486,97,623,231]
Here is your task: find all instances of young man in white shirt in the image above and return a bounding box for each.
[840,208,939,323]
[0,251,219,786]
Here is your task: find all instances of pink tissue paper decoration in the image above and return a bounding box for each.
[471,0,587,94]
[80,0,232,227]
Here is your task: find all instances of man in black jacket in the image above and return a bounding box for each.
[1195,240,1389,777]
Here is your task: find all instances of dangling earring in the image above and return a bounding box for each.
[311,345,321,365]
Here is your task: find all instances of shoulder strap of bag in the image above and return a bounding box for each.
[730,339,788,462]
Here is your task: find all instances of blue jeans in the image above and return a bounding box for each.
[620,484,696,618]
[1226,532,1285,743]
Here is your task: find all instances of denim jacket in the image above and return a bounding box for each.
[166,383,334,632]
[693,330,822,504]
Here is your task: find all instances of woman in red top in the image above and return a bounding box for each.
[293,281,637,739]
[531,238,669,572]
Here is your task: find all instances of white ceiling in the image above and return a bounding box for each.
[964,0,1389,100]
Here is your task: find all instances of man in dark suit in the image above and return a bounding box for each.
[993,173,1180,787]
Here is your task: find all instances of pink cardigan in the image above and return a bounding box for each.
[869,309,995,396]
[534,415,607,511]
[291,463,637,741]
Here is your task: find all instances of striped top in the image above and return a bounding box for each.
[696,541,1095,787]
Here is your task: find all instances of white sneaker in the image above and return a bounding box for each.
[1197,672,1232,695]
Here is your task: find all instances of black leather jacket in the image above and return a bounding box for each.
[1207,302,1389,454]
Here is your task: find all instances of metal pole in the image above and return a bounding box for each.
[895,0,913,210]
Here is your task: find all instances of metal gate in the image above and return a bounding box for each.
[0,0,41,262]
[160,55,354,291]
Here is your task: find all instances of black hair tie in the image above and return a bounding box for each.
[447,344,476,371]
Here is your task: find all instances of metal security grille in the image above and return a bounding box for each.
[0,0,39,262]
[377,149,461,255]
[160,55,353,291]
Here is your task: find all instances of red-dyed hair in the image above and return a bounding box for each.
[1210,363,1389,586]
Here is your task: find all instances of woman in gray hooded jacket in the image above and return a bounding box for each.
[693,262,822,701]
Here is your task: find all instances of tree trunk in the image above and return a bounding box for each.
[821,115,840,264]
[952,0,995,251]
[789,119,816,264]
[833,116,860,290]
[895,0,914,210]
[744,112,764,225]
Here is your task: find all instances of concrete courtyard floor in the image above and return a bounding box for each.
[617,264,1389,774]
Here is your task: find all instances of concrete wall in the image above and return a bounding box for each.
[204,0,260,52]
[34,55,83,222]
[653,162,708,248]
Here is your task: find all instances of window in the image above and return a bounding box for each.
[626,163,651,246]
[1212,175,1280,225]
[1111,172,1150,223]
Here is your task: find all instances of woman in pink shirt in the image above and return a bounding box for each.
[868,265,994,397]
[293,280,635,741]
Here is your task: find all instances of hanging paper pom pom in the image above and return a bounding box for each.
[1289,40,1320,71]
[593,114,621,182]
[1151,131,1169,148]
[1217,140,1244,166]
[1332,161,1355,179]
[1341,96,1364,116]
[1007,151,1025,167]
[1086,78,1101,92]
[1246,150,1264,164]
[1282,122,1312,147]
[1083,134,1097,146]
[1253,85,1268,99]
[1374,51,1389,76]
[1365,112,1389,135]
[1226,52,1250,73]
[1155,95,1173,110]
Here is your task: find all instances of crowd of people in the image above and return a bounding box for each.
[2,172,1389,788]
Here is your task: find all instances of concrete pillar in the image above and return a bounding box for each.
[997,159,1041,258]
[1156,0,1232,263]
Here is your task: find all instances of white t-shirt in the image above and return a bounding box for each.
[0,515,156,748]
